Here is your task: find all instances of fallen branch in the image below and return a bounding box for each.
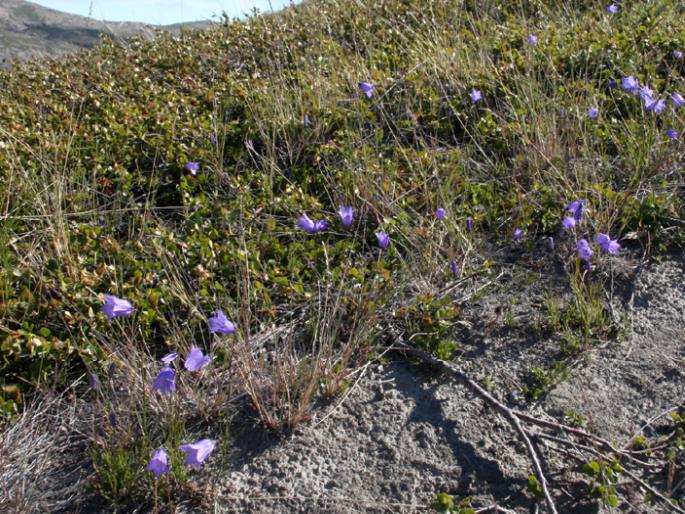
[391,341,685,514]
[392,342,558,514]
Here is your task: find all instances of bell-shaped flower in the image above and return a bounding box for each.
[180,439,215,470]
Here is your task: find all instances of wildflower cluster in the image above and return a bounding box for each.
[100,300,235,477]
[616,75,684,135]
[558,199,620,271]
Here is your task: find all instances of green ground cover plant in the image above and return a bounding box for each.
[1,0,684,511]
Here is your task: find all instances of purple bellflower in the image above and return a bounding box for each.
[639,85,653,101]
[562,217,576,231]
[675,50,683,59]
[577,239,594,261]
[304,114,312,127]
[338,206,355,227]
[596,233,621,254]
[208,310,235,335]
[152,367,176,396]
[450,261,459,275]
[672,92,685,108]
[358,82,375,98]
[184,346,211,372]
[434,207,446,220]
[607,3,619,13]
[514,228,522,241]
[621,76,639,95]
[185,161,200,175]
[587,107,599,119]
[527,34,538,45]
[161,352,179,365]
[644,96,666,113]
[667,129,678,139]
[466,217,473,232]
[101,294,134,320]
[376,231,390,249]
[180,439,215,470]
[147,448,169,478]
[470,89,482,103]
[568,199,586,223]
[297,213,328,234]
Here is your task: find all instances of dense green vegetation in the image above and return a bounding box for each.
[0,0,684,508]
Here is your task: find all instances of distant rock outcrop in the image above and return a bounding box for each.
[0,0,211,69]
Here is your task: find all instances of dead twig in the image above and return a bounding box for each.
[392,341,685,514]
[392,342,559,514]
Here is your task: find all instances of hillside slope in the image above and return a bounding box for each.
[0,0,684,512]
[0,0,210,67]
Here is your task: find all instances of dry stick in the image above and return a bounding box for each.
[393,343,558,514]
[513,409,673,472]
[216,495,425,509]
[512,410,650,467]
[475,503,519,514]
[395,343,685,513]
[623,402,684,450]
[620,467,685,514]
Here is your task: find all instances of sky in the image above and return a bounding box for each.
[29,0,293,25]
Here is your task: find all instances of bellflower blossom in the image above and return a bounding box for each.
[161,352,179,365]
[152,367,176,396]
[358,82,375,98]
[596,233,621,254]
[450,261,459,275]
[184,346,211,372]
[208,310,235,335]
[297,214,328,234]
[338,206,355,227]
[577,239,594,261]
[376,231,390,249]
[568,199,586,223]
[147,448,169,478]
[470,89,482,103]
[101,295,134,320]
[621,76,639,95]
[180,439,216,470]
[644,96,666,113]
[185,162,200,175]
[638,85,653,101]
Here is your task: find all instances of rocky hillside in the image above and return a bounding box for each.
[0,0,684,512]
[0,0,209,68]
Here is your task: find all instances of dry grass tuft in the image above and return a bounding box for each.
[0,394,90,513]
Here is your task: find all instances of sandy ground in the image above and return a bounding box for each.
[208,252,684,513]
[2,253,683,513]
